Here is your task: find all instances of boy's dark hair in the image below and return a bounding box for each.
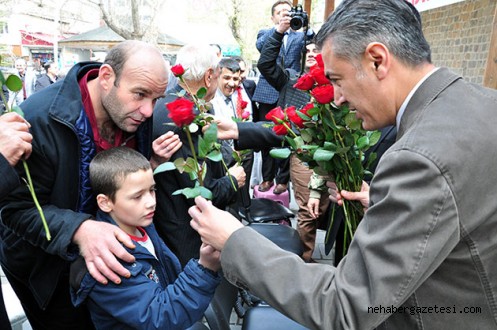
[218,58,240,73]
[90,147,151,202]
[271,0,292,16]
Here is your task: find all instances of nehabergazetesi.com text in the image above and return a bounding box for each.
[367,305,482,316]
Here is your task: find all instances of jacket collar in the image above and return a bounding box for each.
[397,68,461,139]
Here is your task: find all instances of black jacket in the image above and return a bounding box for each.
[257,30,310,110]
[0,62,153,308]
[152,85,239,267]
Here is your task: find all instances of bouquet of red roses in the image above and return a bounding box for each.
[266,54,380,255]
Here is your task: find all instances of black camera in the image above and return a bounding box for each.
[289,4,308,30]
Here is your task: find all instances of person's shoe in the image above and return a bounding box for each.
[273,183,288,195]
[258,181,274,192]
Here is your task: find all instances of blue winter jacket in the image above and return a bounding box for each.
[71,211,221,330]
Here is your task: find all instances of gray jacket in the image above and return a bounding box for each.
[220,68,497,329]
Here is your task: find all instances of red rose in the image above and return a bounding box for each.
[315,54,324,68]
[166,97,196,127]
[310,65,330,85]
[171,64,185,77]
[286,106,305,128]
[241,100,248,109]
[273,123,290,135]
[311,84,335,104]
[300,102,314,117]
[265,106,285,124]
[293,73,315,91]
[241,111,251,120]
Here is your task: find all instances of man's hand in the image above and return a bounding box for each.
[72,220,136,285]
[150,131,182,169]
[0,112,32,166]
[307,197,321,219]
[276,9,291,34]
[327,180,370,211]
[189,197,243,251]
[228,164,246,188]
[211,117,239,140]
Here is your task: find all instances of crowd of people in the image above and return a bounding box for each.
[1,0,497,329]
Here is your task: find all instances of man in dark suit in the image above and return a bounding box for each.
[34,61,58,93]
[153,44,245,267]
[189,0,497,329]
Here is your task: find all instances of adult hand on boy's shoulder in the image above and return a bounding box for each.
[73,220,136,285]
[199,243,221,272]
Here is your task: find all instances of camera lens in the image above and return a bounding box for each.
[290,16,303,30]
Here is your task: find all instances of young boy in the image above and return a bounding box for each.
[70,147,221,329]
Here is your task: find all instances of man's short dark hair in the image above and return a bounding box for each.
[218,58,240,73]
[271,0,292,16]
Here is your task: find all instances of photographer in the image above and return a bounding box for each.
[257,22,330,261]
[253,0,313,195]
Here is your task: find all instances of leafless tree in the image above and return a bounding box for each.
[88,0,164,42]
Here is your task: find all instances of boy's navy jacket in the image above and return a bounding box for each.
[70,211,221,330]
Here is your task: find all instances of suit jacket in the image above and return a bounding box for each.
[252,28,306,105]
[152,85,239,267]
[34,74,56,93]
[220,68,497,329]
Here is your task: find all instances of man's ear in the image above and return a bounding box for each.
[99,64,115,91]
[364,42,390,80]
[96,194,113,213]
[204,68,213,87]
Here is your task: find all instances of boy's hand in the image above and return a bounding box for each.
[199,243,221,272]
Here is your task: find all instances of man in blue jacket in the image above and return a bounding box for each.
[0,40,176,329]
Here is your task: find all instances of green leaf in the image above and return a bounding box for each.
[284,136,298,150]
[6,75,23,92]
[203,122,217,145]
[307,105,321,116]
[196,87,207,99]
[313,149,335,161]
[173,158,187,173]
[174,187,201,199]
[293,135,305,149]
[323,141,338,151]
[357,136,370,149]
[300,129,314,143]
[11,105,24,117]
[198,186,213,200]
[153,161,177,174]
[0,71,6,85]
[368,130,382,146]
[184,157,197,173]
[206,150,222,162]
[197,135,208,158]
[270,148,291,159]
